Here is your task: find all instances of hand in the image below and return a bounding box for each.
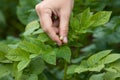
[35,0,74,46]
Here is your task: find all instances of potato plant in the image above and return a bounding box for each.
[0,0,120,80]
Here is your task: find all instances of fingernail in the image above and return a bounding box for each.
[63,37,68,43]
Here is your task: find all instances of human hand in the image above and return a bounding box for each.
[35,0,74,46]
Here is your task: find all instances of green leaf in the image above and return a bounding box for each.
[37,33,50,42]
[89,73,105,80]
[28,74,38,80]
[0,11,6,26]
[0,43,12,63]
[42,50,56,65]
[30,57,45,74]
[32,29,44,35]
[0,51,5,60]
[24,37,44,47]
[75,66,88,74]
[89,64,105,72]
[69,8,94,34]
[29,54,39,59]
[75,60,89,73]
[19,40,41,54]
[0,64,12,79]
[70,50,119,74]
[104,68,117,73]
[0,43,11,54]
[56,46,71,62]
[0,59,12,63]
[87,50,112,66]
[6,48,29,61]
[79,8,91,27]
[75,61,104,73]
[13,63,23,80]
[0,75,14,80]
[38,74,48,80]
[17,0,41,24]
[109,60,120,72]
[99,54,120,64]
[69,14,80,33]
[91,11,112,27]
[19,37,45,54]
[79,8,93,33]
[17,59,31,71]
[74,50,111,74]
[104,72,120,80]
[23,20,40,36]
[67,65,78,75]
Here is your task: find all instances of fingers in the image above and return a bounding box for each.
[35,1,72,45]
[41,13,62,45]
[35,4,62,45]
[59,9,71,44]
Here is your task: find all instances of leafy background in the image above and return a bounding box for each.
[0,0,120,80]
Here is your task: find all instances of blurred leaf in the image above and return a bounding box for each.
[38,74,48,80]
[0,64,12,79]
[0,43,11,54]
[92,16,120,51]
[17,0,41,24]
[0,51,6,60]
[0,11,6,26]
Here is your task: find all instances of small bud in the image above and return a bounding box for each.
[60,36,64,41]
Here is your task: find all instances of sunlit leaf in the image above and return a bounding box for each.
[6,48,29,61]
[23,20,40,36]
[87,50,112,66]
[17,59,31,71]
[91,11,112,27]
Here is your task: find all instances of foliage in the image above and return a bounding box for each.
[0,0,24,39]
[0,0,120,80]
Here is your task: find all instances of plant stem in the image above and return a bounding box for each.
[63,61,68,80]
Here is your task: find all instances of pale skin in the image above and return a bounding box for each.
[35,0,74,46]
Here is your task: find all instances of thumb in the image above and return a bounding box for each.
[59,10,70,43]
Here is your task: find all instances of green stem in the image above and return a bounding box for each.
[63,61,68,80]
